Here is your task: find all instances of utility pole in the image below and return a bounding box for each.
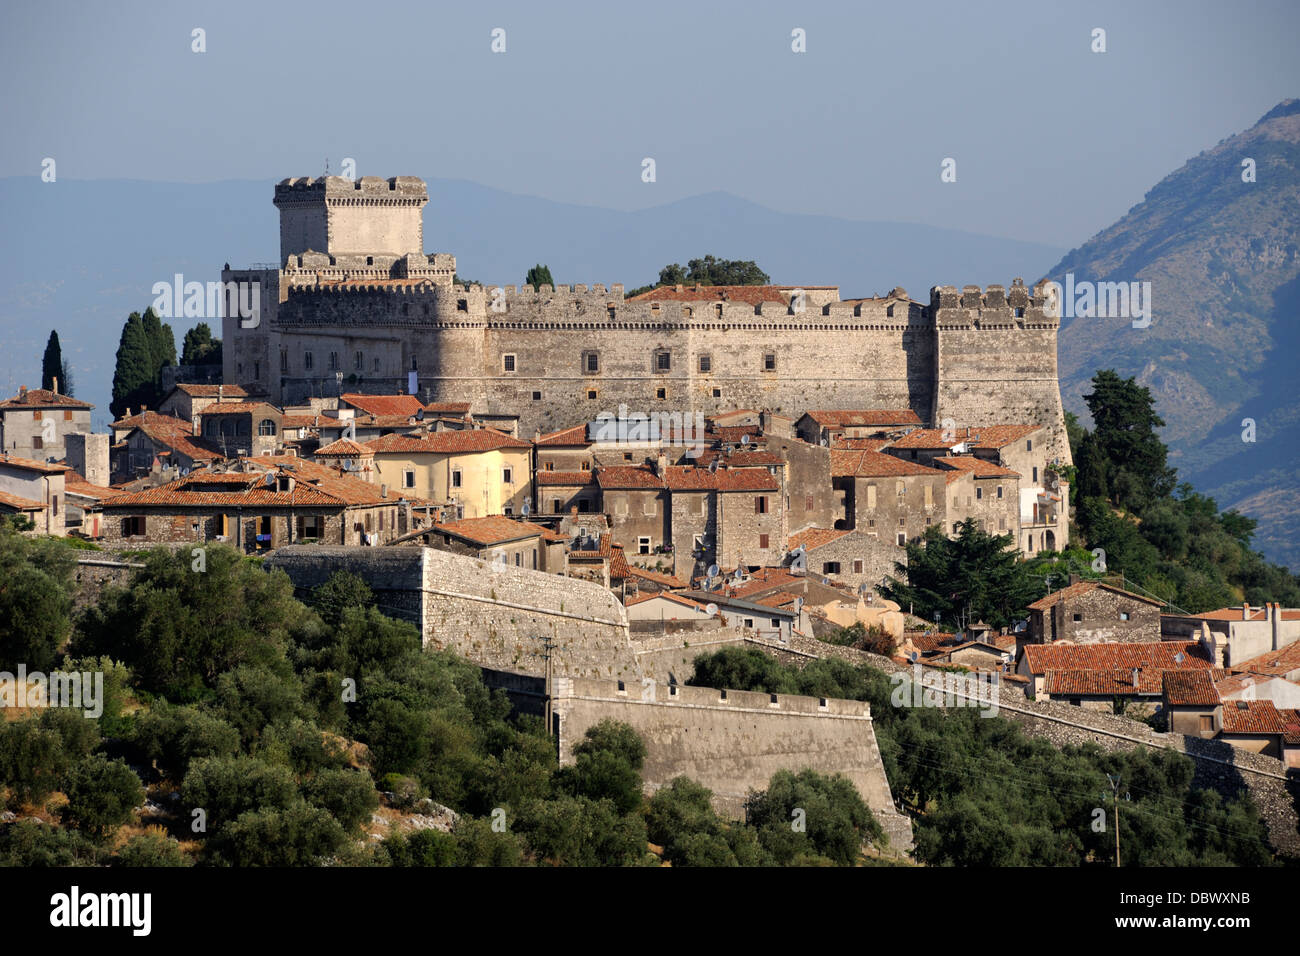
[527,633,559,737]
[1106,773,1126,867]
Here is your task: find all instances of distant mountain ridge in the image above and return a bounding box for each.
[1050,99,1300,570]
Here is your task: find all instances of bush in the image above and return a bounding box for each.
[0,720,69,808]
[132,703,240,779]
[181,756,299,829]
[301,768,380,832]
[60,756,145,840]
[209,804,347,866]
[115,830,191,867]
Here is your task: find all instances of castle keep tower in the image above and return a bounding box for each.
[273,176,428,260]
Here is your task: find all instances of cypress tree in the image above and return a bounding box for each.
[41,331,63,392]
[110,313,153,418]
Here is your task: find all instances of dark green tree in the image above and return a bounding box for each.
[41,331,63,392]
[109,312,153,418]
[180,322,221,366]
[60,756,145,840]
[524,264,554,290]
[1083,370,1175,510]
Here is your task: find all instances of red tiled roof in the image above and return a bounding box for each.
[627,285,835,304]
[62,472,126,500]
[1162,670,1221,706]
[535,425,590,447]
[315,439,373,457]
[1231,642,1300,679]
[1027,580,1164,611]
[0,489,45,511]
[694,449,784,467]
[536,470,596,486]
[0,454,69,475]
[788,527,851,551]
[130,418,221,462]
[432,516,550,546]
[1046,668,1166,696]
[933,456,1021,479]
[596,466,663,490]
[341,393,425,418]
[830,449,944,478]
[1221,699,1292,736]
[0,388,92,410]
[663,466,779,492]
[112,410,193,432]
[1023,641,1209,675]
[889,425,1041,450]
[279,415,320,429]
[710,426,766,444]
[831,437,891,451]
[172,384,248,398]
[627,567,687,589]
[803,409,921,428]
[424,402,472,415]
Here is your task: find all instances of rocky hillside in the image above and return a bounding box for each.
[1051,99,1300,570]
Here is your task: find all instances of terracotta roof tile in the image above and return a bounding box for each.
[535,425,591,447]
[933,456,1021,479]
[831,437,891,451]
[315,439,373,457]
[1023,641,1209,674]
[0,489,45,511]
[432,516,551,546]
[365,429,529,454]
[788,527,852,551]
[536,470,596,486]
[889,425,1041,450]
[1027,580,1164,611]
[172,384,248,398]
[1221,699,1291,735]
[625,592,708,612]
[829,449,944,478]
[1231,642,1300,679]
[0,388,93,410]
[340,393,426,417]
[0,454,70,475]
[596,466,663,490]
[1162,670,1221,706]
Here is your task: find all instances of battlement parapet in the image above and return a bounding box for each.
[554,676,871,718]
[275,175,429,201]
[929,278,1058,328]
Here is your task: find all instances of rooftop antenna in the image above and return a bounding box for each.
[324,157,330,176]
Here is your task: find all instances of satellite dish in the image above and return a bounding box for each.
[820,438,828,447]
[1174,651,1185,663]
[741,435,751,446]
[707,564,720,578]
[416,409,425,421]
[708,459,719,474]
[857,582,870,596]
[264,472,275,485]
[793,597,804,612]
[705,603,718,616]
[822,577,830,586]
[521,501,531,517]
[908,651,919,663]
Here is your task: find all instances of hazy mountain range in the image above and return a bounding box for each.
[1050,99,1300,572]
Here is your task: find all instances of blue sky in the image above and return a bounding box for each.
[3,0,1297,245]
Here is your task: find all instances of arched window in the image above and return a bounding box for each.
[258,419,277,436]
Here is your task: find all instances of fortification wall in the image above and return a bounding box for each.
[553,675,912,849]
[264,545,640,682]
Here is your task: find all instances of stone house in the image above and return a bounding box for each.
[0,387,93,463]
[157,383,250,430]
[339,392,425,419]
[98,458,402,550]
[675,590,798,642]
[533,425,594,473]
[1218,699,1300,760]
[1162,603,1300,668]
[885,424,1067,553]
[831,448,946,546]
[313,438,376,482]
[624,592,715,626]
[932,455,1021,540]
[115,413,222,480]
[1162,671,1222,738]
[0,454,68,535]
[785,526,899,595]
[1026,579,1164,645]
[1018,640,1212,703]
[407,515,567,573]
[537,471,599,516]
[196,401,285,458]
[364,428,533,519]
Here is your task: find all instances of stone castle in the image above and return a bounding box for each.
[223,176,1072,465]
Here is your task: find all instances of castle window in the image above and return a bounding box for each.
[897,533,906,546]
[411,356,418,371]
[329,352,339,371]
[355,351,363,370]
[580,461,590,471]
[654,351,671,373]
[754,496,768,514]
[976,487,983,500]
[1014,308,1024,317]
[280,350,288,373]
[123,516,146,537]
[1120,612,1130,621]
[853,559,863,573]
[638,537,651,554]
[586,389,597,401]
[656,387,667,400]
[258,419,276,436]
[1026,438,1033,451]
[503,354,516,373]
[366,257,373,266]
[712,388,721,398]
[607,306,615,320]
[584,351,599,374]
[1032,467,1039,483]
[1072,613,1083,623]
[304,351,313,370]
[886,305,895,318]
[373,357,380,371]
[457,299,468,312]
[33,436,43,450]
[763,352,776,372]
[531,391,541,401]
[997,485,1004,498]
[698,354,712,373]
[805,495,814,511]
[714,304,723,318]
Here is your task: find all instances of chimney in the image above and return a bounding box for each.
[52,376,59,395]
[1273,603,1281,652]
[380,483,388,499]
[1068,573,1080,586]
[218,384,223,401]
[1243,601,1251,621]
[1132,667,1140,689]
[656,452,668,476]
[18,385,27,401]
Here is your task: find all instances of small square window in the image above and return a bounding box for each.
[712,388,721,398]
[638,536,651,555]
[503,354,516,373]
[531,391,541,401]
[655,350,670,372]
[587,389,597,400]
[656,387,666,400]
[1072,613,1082,623]
[763,352,776,371]
[1119,612,1130,621]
